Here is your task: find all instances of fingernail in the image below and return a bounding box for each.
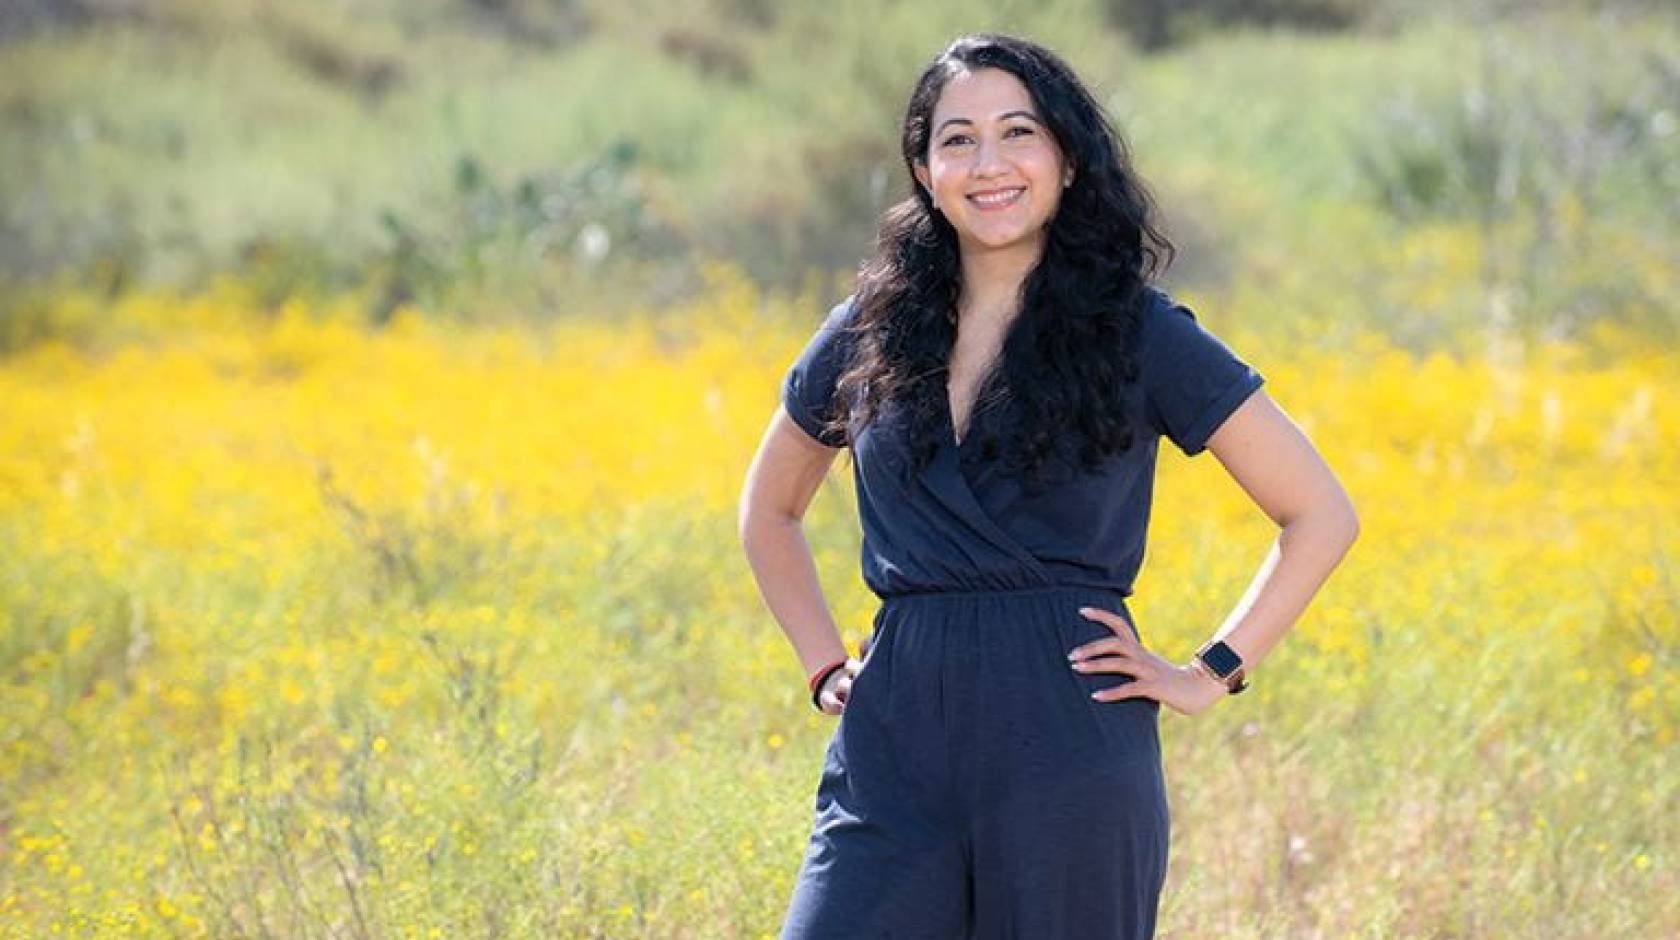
[1077,606,1092,615]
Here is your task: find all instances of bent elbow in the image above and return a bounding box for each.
[738,498,800,549]
[1343,489,1362,534]
[738,501,770,547]
[1336,498,1361,549]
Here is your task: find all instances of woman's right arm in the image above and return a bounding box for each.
[737,404,855,712]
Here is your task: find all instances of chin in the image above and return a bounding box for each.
[964,227,1045,252]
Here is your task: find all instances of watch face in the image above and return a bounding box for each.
[1199,641,1243,678]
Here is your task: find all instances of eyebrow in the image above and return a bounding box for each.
[935,110,1043,136]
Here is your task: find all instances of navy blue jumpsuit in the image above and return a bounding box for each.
[776,285,1266,940]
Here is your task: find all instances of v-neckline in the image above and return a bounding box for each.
[945,362,995,451]
[946,390,969,449]
[947,374,974,446]
[945,309,1017,451]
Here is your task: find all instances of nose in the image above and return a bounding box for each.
[971,135,1008,178]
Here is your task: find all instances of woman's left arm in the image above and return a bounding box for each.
[1077,388,1360,715]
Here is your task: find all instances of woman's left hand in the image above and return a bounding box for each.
[1069,606,1230,717]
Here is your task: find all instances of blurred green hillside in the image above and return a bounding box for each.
[2,0,1677,350]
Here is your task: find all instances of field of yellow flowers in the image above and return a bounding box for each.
[1,270,1674,938]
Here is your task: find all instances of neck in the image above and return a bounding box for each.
[956,236,1043,326]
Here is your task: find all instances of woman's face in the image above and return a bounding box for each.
[913,66,1071,258]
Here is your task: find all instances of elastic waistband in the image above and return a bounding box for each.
[880,583,1130,605]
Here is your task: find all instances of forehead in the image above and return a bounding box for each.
[931,66,1038,123]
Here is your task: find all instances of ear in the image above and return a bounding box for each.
[913,162,932,198]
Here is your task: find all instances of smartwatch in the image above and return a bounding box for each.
[1194,639,1248,694]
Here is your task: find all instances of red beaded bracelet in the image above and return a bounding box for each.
[807,658,847,710]
[807,657,847,692]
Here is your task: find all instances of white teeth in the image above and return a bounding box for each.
[969,188,1023,206]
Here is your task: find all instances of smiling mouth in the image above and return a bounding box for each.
[967,187,1025,209]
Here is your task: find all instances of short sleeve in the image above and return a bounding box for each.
[780,296,859,448]
[1139,289,1265,457]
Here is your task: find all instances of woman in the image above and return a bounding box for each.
[738,33,1359,940]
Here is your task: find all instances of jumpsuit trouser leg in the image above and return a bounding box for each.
[779,585,1170,940]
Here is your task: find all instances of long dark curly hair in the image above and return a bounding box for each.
[815,32,1177,488]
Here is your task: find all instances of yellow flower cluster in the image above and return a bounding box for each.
[0,266,1672,935]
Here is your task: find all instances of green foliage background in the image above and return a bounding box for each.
[3,0,1677,350]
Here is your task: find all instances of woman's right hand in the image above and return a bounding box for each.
[816,635,871,716]
[815,659,858,715]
